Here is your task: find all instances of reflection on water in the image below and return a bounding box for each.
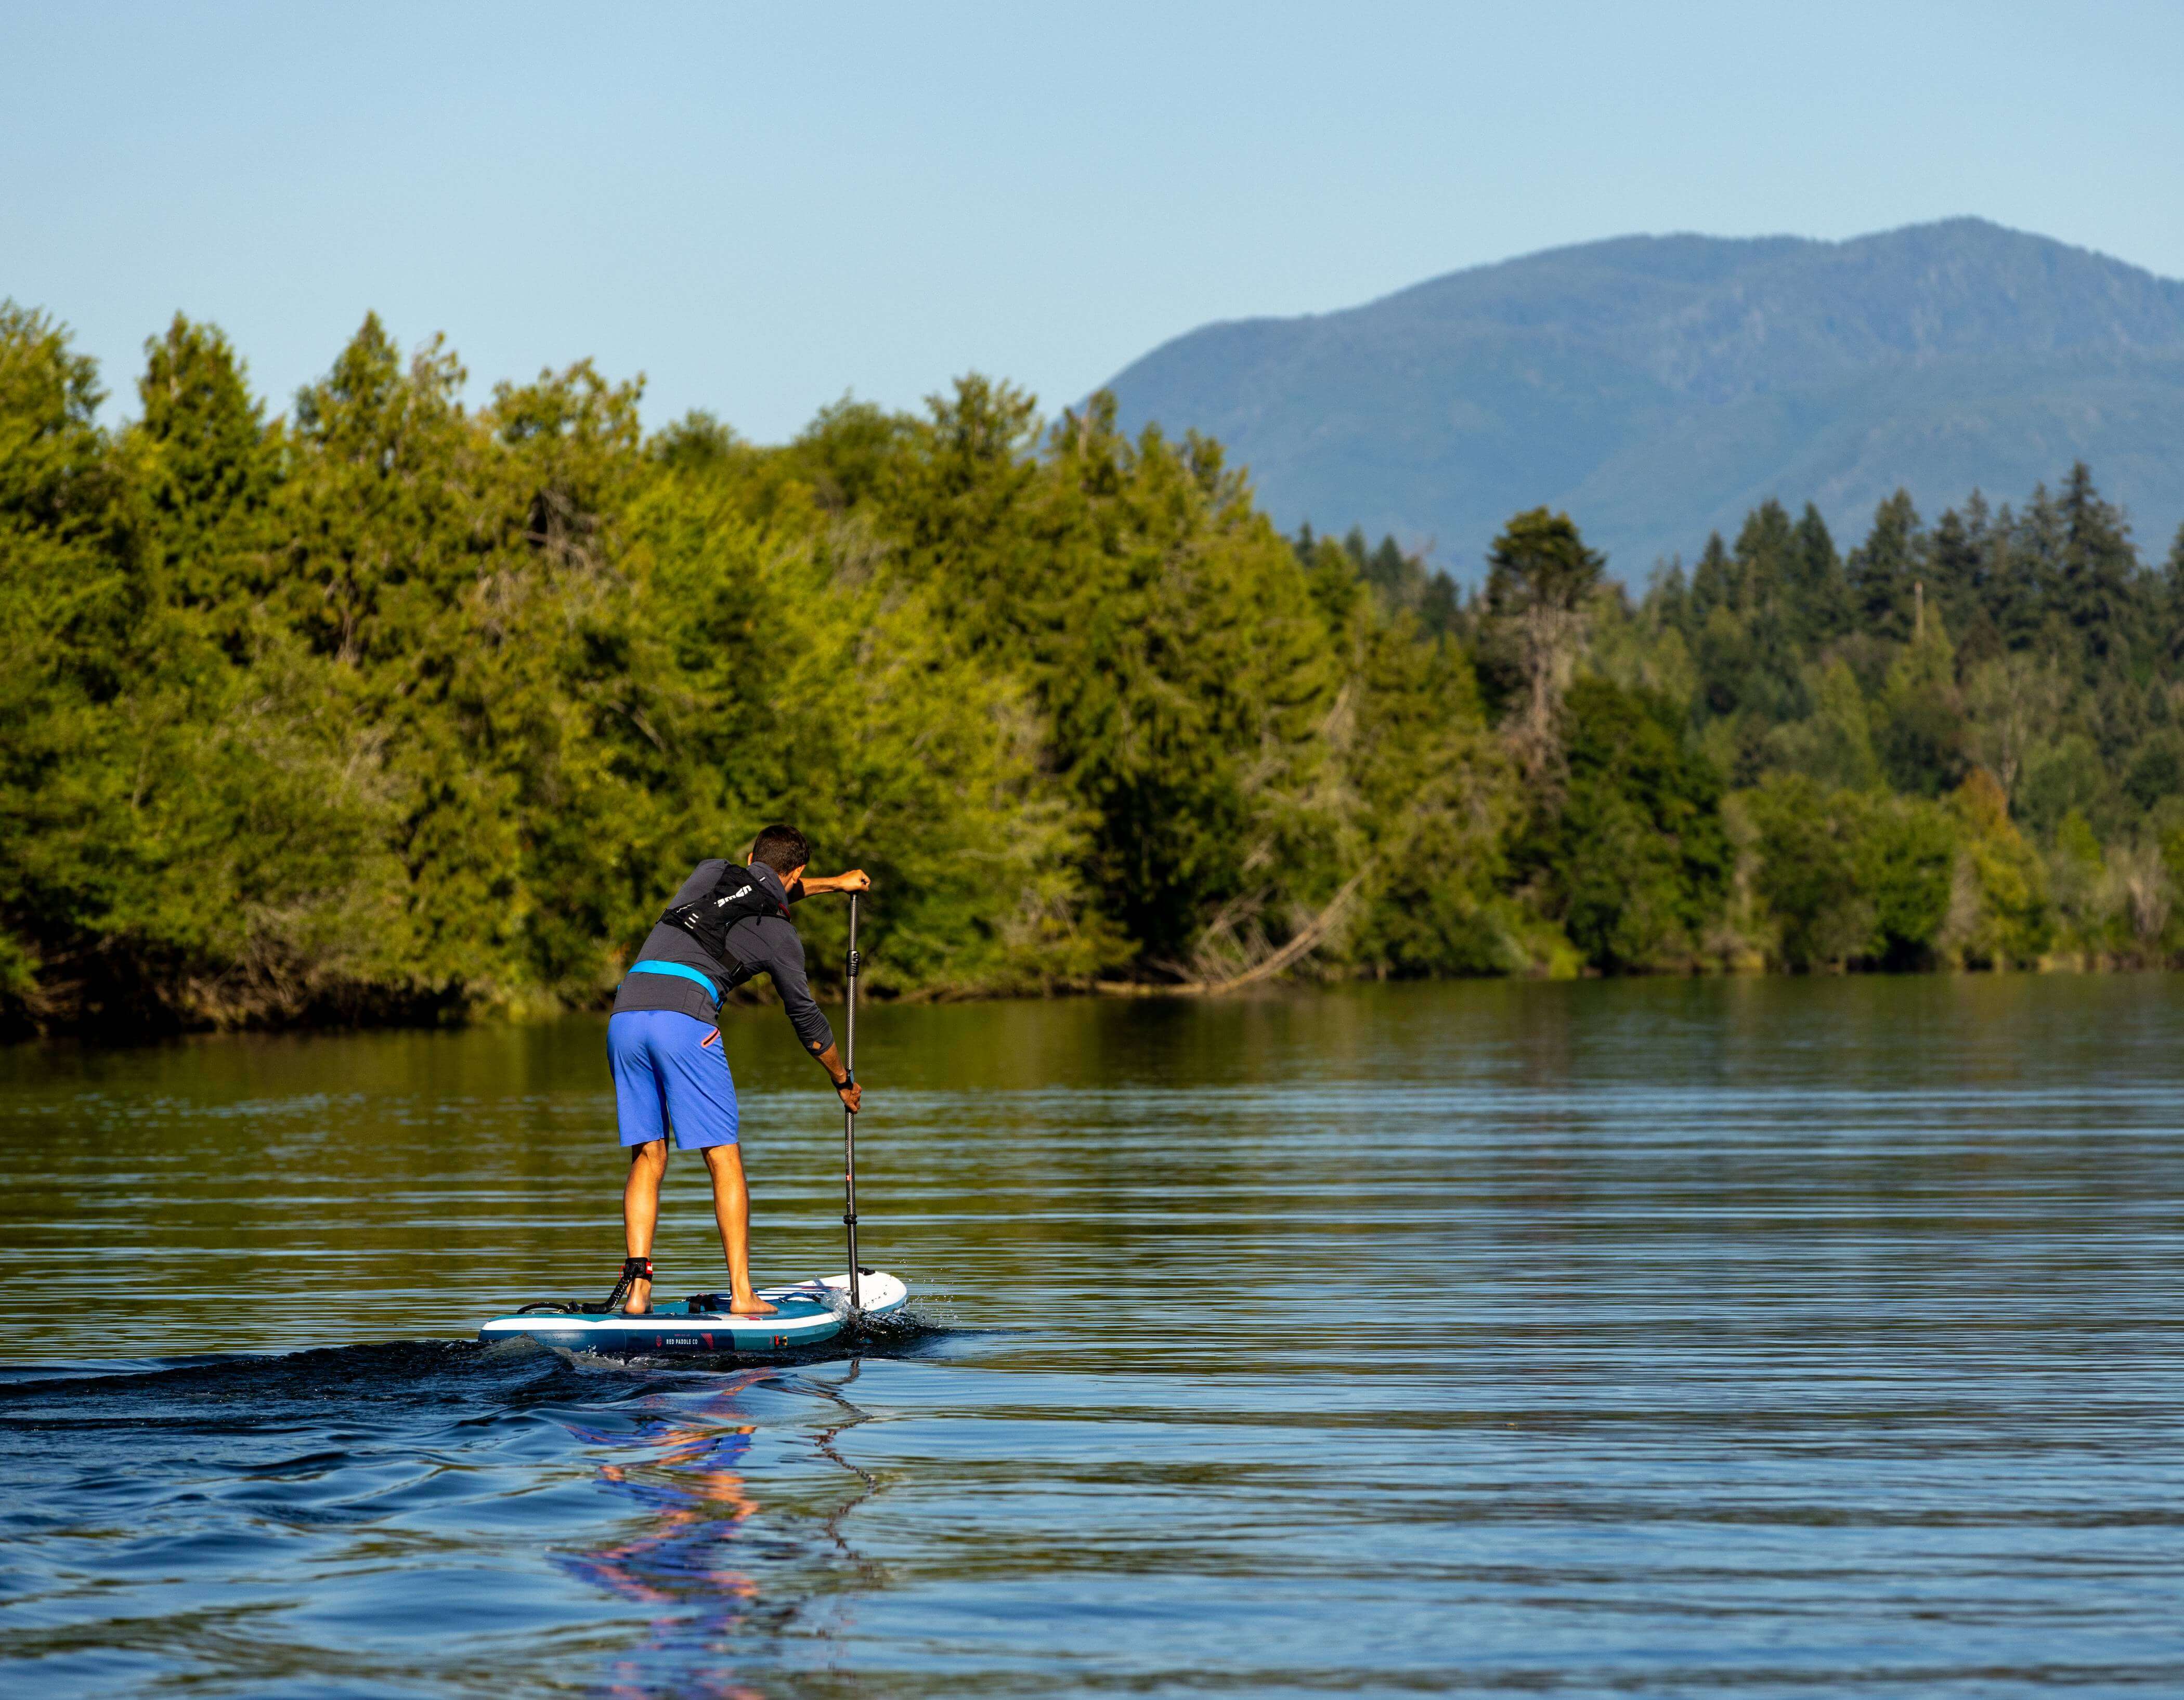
[561,1374,768,1695]
[554,1365,881,1699]
[4,976,2184,1695]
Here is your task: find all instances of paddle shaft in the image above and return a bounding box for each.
[842,891,861,1312]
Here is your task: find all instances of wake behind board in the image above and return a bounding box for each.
[478,1271,907,1357]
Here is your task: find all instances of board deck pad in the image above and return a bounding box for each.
[478,1271,907,1356]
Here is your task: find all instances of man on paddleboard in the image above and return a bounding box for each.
[607,823,868,1317]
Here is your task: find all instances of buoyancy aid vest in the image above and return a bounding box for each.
[657,865,792,991]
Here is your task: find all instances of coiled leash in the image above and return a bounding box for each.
[513,1256,656,1317]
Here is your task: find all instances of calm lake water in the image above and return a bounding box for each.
[3,977,2182,1697]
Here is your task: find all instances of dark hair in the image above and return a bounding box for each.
[748,823,811,875]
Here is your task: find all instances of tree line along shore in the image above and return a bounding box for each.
[5,305,2183,1036]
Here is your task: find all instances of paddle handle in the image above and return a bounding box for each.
[842,891,861,1312]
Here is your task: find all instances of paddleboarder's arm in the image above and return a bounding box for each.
[812,1040,861,1113]
[788,870,867,1107]
[785,869,866,1108]
[742,917,862,1109]
[794,869,871,897]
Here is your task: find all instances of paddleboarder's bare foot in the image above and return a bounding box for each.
[623,1278,651,1316]
[729,1292,777,1316]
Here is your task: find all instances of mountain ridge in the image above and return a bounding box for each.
[1099,218,2184,580]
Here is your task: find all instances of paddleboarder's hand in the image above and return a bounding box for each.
[834,868,872,893]
[836,1078,863,1113]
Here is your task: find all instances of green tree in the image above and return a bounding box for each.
[1528,679,1728,970]
[2056,461,2143,681]
[1963,652,2068,805]
[1766,658,1880,792]
[1482,507,1605,772]
[1875,610,1967,796]
[1944,769,2049,966]
[1688,530,1736,622]
[1785,502,1852,645]
[1,307,410,1032]
[1858,796,1957,967]
[1743,779,1956,970]
[127,315,280,627]
[1743,777,1873,967]
[2000,485,2068,655]
[1846,490,1926,642]
[1732,499,1793,609]
[2163,521,2184,661]
[0,303,119,1011]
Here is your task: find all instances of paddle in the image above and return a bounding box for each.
[842,889,862,1313]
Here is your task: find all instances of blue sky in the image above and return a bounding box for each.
[6,1,2181,440]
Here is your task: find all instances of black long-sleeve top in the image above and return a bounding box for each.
[610,860,835,1056]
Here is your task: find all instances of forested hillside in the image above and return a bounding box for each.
[4,305,2182,1035]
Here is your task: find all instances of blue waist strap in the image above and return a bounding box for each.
[626,959,723,1001]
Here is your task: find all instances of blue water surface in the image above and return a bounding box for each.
[4,977,2182,1696]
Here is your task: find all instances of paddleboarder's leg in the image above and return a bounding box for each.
[646,1013,774,1314]
[608,1009,678,1316]
[701,1144,777,1316]
[620,1139,667,1314]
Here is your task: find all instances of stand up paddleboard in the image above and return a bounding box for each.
[477,891,905,1361]
[477,1270,907,1356]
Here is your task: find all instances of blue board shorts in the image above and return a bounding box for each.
[607,1009,739,1149]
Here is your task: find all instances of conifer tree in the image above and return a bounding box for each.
[2057,461,2141,681]
[1649,559,1691,633]
[1786,503,1851,645]
[1483,507,1605,774]
[1847,490,1926,642]
[129,316,277,622]
[1934,492,2006,663]
[2006,484,2068,653]
[1732,498,1794,609]
[0,303,118,1006]
[1688,531,1734,622]
[2164,522,2184,661]
[1876,608,1967,797]
[1927,505,1981,634]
